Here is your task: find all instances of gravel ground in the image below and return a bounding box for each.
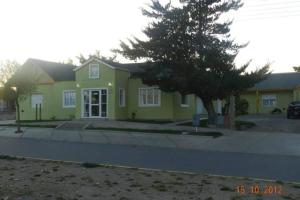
[237,114,300,133]
[0,157,299,200]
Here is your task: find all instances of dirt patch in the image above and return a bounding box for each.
[0,157,299,200]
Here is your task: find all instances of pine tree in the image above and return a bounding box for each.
[293,66,300,72]
[115,0,269,122]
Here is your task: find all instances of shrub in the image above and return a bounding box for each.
[271,108,282,114]
[235,97,249,115]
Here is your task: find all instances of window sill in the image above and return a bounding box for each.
[63,106,76,108]
[139,105,161,107]
[180,104,189,108]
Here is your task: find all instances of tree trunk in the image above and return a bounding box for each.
[15,99,22,133]
[202,99,216,125]
[229,95,236,130]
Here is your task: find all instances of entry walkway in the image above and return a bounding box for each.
[0,126,300,157]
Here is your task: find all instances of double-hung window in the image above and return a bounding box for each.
[63,90,76,108]
[262,94,276,107]
[89,64,99,79]
[139,87,160,107]
[119,88,126,107]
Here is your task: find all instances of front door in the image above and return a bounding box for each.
[83,89,107,118]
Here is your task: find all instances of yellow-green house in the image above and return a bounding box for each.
[241,73,300,114]
[18,58,222,121]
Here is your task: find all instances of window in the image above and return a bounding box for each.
[119,88,125,107]
[262,94,276,107]
[180,94,189,107]
[139,87,160,106]
[89,64,99,79]
[63,90,76,108]
[31,94,43,108]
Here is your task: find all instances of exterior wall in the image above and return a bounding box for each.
[75,61,117,119]
[114,69,130,120]
[294,88,300,101]
[240,92,257,114]
[127,78,174,120]
[173,92,196,121]
[241,90,294,114]
[19,81,76,120]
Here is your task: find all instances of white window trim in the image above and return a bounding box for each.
[119,88,126,107]
[180,94,189,107]
[89,64,100,79]
[262,94,277,107]
[138,87,161,107]
[63,90,76,108]
[80,88,108,119]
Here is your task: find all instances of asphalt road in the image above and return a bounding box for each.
[0,136,299,182]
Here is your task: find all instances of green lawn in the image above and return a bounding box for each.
[177,119,209,127]
[118,119,173,124]
[235,120,256,130]
[17,120,69,123]
[0,124,57,128]
[177,119,256,130]
[87,126,223,138]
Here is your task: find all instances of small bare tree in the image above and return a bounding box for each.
[0,60,20,86]
[4,69,35,133]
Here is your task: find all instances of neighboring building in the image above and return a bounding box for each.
[241,73,300,114]
[17,58,223,121]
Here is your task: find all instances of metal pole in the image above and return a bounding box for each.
[39,104,42,121]
[35,104,38,121]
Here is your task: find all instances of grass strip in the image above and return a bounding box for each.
[118,119,173,124]
[17,120,68,123]
[87,126,223,138]
[0,124,57,128]
[178,119,256,130]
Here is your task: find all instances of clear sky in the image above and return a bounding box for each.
[0,0,299,72]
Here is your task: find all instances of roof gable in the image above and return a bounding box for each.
[25,58,76,82]
[73,57,145,73]
[74,57,120,72]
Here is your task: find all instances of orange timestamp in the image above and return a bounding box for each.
[236,185,283,195]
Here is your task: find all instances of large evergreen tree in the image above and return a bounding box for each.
[293,66,300,72]
[115,0,269,121]
[76,50,117,64]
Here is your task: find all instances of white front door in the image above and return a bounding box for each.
[82,89,107,118]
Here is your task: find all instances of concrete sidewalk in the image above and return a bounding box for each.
[0,126,300,157]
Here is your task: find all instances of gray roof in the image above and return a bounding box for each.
[250,72,300,91]
[99,60,147,73]
[27,58,76,81]
[24,58,148,82]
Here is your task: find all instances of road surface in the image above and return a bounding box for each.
[0,136,299,182]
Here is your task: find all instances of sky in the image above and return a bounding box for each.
[0,0,299,72]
